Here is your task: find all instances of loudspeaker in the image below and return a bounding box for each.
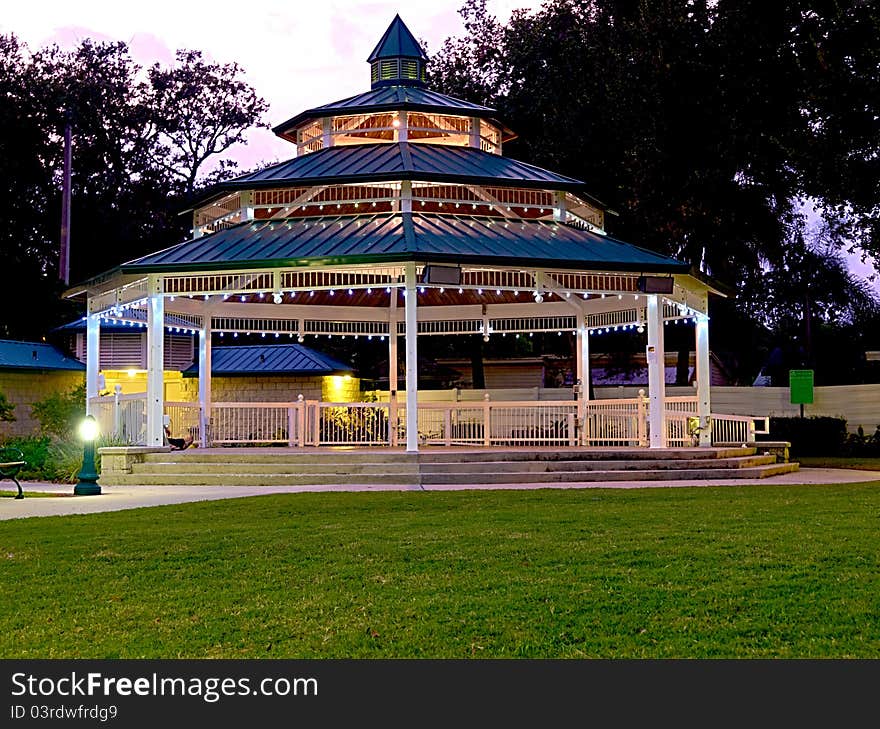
[421,265,462,285]
[637,275,674,294]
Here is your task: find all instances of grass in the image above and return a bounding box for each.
[1,484,880,659]
[799,456,880,471]
[1,490,66,498]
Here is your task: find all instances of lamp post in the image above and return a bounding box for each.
[74,414,101,496]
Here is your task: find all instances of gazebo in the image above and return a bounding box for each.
[66,15,744,453]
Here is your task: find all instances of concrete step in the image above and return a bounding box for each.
[140,446,757,466]
[131,461,420,476]
[418,455,777,473]
[101,461,799,487]
[419,462,800,485]
[101,472,419,487]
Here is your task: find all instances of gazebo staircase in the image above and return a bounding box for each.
[99,446,798,488]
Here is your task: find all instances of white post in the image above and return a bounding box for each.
[404,262,419,452]
[469,117,480,149]
[695,313,712,447]
[646,294,667,448]
[198,320,212,448]
[85,312,100,415]
[146,278,165,447]
[389,292,399,447]
[576,323,590,445]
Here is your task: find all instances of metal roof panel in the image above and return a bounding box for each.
[0,340,85,371]
[123,213,688,274]
[181,344,352,377]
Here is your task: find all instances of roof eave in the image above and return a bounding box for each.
[122,250,689,276]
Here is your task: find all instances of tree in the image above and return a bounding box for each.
[146,50,269,197]
[430,0,880,382]
[0,35,268,339]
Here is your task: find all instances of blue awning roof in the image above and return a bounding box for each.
[221,143,578,193]
[122,212,689,274]
[181,344,352,377]
[0,340,85,372]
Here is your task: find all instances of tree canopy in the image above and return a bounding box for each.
[0,36,267,339]
[428,0,880,383]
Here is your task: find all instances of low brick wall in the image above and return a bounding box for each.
[182,375,325,403]
[0,371,84,438]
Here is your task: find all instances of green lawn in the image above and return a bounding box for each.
[1,490,68,498]
[799,456,880,471]
[2,484,879,659]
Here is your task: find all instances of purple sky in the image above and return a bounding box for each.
[3,0,876,286]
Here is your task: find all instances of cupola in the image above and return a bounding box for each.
[367,15,427,88]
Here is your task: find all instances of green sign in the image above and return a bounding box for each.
[790,369,814,405]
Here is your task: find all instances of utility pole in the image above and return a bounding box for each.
[59,110,72,286]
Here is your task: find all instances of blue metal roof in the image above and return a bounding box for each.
[181,344,352,377]
[367,15,427,62]
[122,213,689,274]
[0,340,85,372]
[273,88,505,140]
[223,142,583,191]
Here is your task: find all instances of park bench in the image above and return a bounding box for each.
[0,446,26,500]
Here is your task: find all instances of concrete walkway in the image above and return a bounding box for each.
[2,468,879,521]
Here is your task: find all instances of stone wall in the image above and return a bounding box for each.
[0,371,85,438]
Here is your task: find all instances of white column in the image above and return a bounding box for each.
[469,117,480,148]
[198,320,212,448]
[646,294,667,448]
[576,322,590,445]
[404,262,419,452]
[146,279,165,447]
[695,313,712,447]
[389,291,399,447]
[85,312,100,414]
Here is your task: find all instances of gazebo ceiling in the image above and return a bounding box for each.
[121,212,689,275]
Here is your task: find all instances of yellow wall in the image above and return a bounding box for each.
[322,374,361,402]
[101,370,194,403]
[0,371,85,438]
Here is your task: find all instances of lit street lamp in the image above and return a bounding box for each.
[74,415,101,496]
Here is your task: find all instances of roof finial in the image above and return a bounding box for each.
[367,15,427,89]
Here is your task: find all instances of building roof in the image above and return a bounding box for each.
[215,143,574,194]
[121,212,690,274]
[367,15,427,62]
[0,339,85,372]
[272,88,509,141]
[181,344,352,377]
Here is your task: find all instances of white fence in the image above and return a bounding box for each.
[92,392,771,448]
[89,393,147,444]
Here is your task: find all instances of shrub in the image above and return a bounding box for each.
[0,391,15,422]
[841,426,880,458]
[760,416,849,458]
[1,433,128,484]
[30,382,86,439]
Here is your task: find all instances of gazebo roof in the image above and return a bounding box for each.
[121,213,689,274]
[367,14,428,62]
[181,344,352,377]
[272,87,512,142]
[212,142,587,195]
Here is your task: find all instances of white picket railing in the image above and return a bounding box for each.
[89,393,147,445]
[210,402,304,446]
[88,393,771,449]
[165,401,201,444]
